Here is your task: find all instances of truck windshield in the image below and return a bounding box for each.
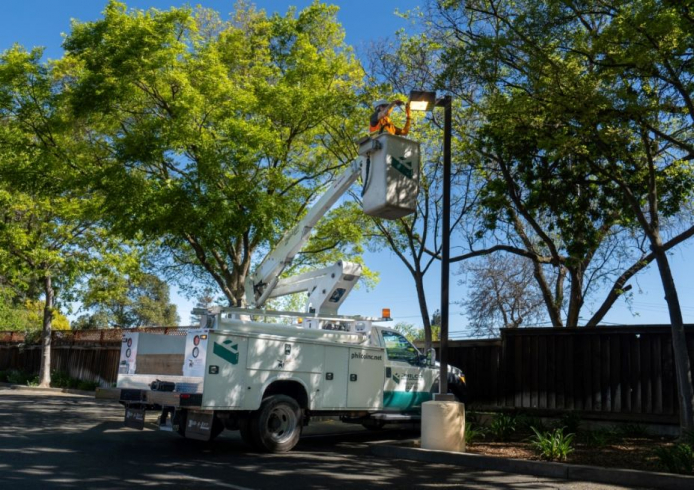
[382,330,419,364]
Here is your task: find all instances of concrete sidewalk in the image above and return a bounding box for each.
[369,439,694,490]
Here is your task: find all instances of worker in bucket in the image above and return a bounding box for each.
[369,98,411,136]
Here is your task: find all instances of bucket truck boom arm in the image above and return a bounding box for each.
[244,159,362,310]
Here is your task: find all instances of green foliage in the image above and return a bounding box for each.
[518,414,546,434]
[4,369,37,385]
[529,427,575,462]
[76,273,179,328]
[556,412,582,435]
[489,413,517,441]
[617,423,649,438]
[582,428,619,448]
[51,371,78,389]
[653,444,694,475]
[59,1,371,306]
[50,370,100,391]
[683,430,694,448]
[465,424,487,445]
[393,322,440,343]
[0,287,26,331]
[464,411,487,444]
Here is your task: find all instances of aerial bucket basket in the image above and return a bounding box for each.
[358,133,420,220]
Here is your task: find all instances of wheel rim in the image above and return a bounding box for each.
[266,405,298,444]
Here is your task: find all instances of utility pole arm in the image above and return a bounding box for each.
[245,159,362,308]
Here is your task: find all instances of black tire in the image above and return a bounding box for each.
[249,395,302,453]
[361,419,386,431]
[239,418,259,449]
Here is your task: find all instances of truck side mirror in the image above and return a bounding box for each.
[427,348,436,367]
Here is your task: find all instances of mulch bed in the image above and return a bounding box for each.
[465,436,676,473]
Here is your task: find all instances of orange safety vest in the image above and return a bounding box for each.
[369,110,410,137]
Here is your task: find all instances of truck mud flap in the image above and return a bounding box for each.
[124,407,146,430]
[183,410,215,441]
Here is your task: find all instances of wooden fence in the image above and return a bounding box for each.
[0,328,187,386]
[436,325,694,423]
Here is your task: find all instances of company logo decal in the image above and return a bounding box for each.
[351,352,383,361]
[391,156,413,179]
[392,372,424,387]
[213,339,239,365]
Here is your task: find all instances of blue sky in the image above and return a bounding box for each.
[2,1,693,334]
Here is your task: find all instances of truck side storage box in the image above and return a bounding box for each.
[201,332,249,409]
[361,134,420,219]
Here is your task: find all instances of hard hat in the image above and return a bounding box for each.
[373,99,388,109]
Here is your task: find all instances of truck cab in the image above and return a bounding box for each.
[371,326,466,413]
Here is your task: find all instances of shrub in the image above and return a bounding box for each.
[51,371,98,390]
[489,413,517,441]
[653,444,694,474]
[529,427,575,462]
[0,370,7,382]
[77,380,100,391]
[618,423,649,438]
[6,369,34,385]
[583,428,619,448]
[25,375,39,386]
[51,370,79,389]
[465,423,487,445]
[518,414,546,433]
[683,429,694,448]
[556,412,581,434]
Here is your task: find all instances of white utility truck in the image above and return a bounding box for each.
[97,134,467,452]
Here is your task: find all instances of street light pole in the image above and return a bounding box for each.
[408,90,454,400]
[438,95,452,398]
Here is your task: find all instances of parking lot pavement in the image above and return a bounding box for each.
[0,388,638,489]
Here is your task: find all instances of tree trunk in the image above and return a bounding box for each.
[652,242,694,432]
[38,274,54,388]
[413,272,432,352]
[566,267,583,328]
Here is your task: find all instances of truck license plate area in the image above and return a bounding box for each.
[124,407,146,430]
[184,411,215,441]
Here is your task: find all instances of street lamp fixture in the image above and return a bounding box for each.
[408,90,437,112]
[408,90,454,401]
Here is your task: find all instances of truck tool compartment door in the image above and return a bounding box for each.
[347,347,384,409]
[201,332,249,409]
[320,346,348,408]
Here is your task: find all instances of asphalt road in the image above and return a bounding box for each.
[0,388,636,489]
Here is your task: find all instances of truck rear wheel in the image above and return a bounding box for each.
[249,395,302,453]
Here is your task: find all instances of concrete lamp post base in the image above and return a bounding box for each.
[421,400,466,452]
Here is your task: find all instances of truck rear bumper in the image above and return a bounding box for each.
[95,387,202,408]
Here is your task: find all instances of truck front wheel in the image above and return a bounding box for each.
[249,395,302,453]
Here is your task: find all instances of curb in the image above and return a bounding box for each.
[0,382,95,397]
[369,440,694,490]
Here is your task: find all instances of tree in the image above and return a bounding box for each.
[458,255,546,337]
[76,273,179,328]
[61,1,372,308]
[393,320,440,344]
[189,291,216,326]
[0,45,139,386]
[433,0,694,433]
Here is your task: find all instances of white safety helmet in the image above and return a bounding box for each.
[373,99,388,109]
